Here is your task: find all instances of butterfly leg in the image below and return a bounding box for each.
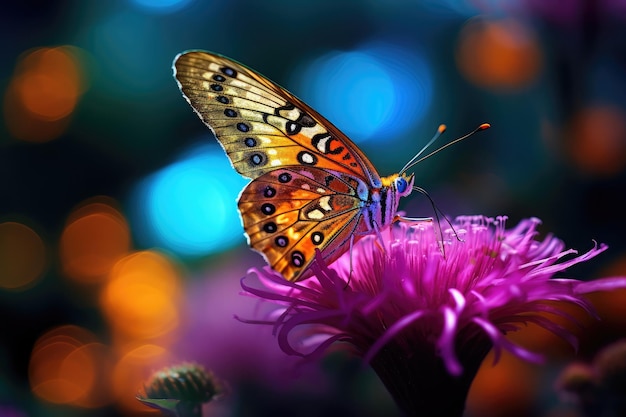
[393,215,432,224]
[394,215,448,256]
[358,218,387,255]
[346,225,386,289]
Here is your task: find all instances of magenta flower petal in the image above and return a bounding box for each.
[240,216,626,416]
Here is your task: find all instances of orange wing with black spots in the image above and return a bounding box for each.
[173,51,391,281]
[173,51,382,187]
[237,167,371,281]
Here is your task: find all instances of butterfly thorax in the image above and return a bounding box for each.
[362,172,415,232]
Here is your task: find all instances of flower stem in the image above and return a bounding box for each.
[370,332,492,417]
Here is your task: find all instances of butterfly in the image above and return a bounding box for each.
[173,50,488,282]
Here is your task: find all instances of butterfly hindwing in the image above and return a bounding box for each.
[173,51,382,187]
[238,167,366,281]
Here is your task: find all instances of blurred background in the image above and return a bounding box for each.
[2,0,626,416]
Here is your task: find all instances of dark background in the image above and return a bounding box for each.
[1,0,626,416]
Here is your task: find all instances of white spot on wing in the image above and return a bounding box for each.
[302,124,328,137]
[307,209,324,220]
[315,135,331,153]
[301,152,314,164]
[319,196,332,212]
[279,107,301,120]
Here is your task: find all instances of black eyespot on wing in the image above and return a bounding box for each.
[249,153,267,167]
[286,121,301,135]
[275,236,288,247]
[261,203,275,215]
[311,232,324,245]
[263,222,277,233]
[278,172,292,183]
[221,66,237,77]
[291,251,305,267]
[263,186,276,198]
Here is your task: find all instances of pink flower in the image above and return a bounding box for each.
[240,216,626,416]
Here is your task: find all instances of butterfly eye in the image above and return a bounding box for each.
[396,177,408,194]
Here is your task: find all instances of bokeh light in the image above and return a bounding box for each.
[101,250,182,342]
[131,144,248,257]
[566,105,626,176]
[29,325,113,408]
[585,257,626,330]
[87,10,173,95]
[0,221,47,290]
[15,48,82,120]
[4,46,86,142]
[60,198,131,284]
[467,301,600,417]
[468,351,541,417]
[293,42,432,142]
[456,19,542,90]
[421,0,480,16]
[129,0,193,13]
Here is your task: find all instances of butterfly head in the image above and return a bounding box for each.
[395,172,415,197]
[382,172,414,198]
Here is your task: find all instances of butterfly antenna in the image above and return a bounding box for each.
[399,124,447,175]
[400,123,490,175]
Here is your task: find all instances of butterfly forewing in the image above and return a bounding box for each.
[173,51,381,185]
[173,50,389,281]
